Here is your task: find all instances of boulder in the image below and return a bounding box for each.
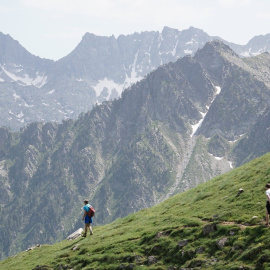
[195,246,205,254]
[181,250,195,259]
[216,237,228,249]
[135,255,143,264]
[238,266,251,270]
[55,265,69,270]
[156,231,164,238]
[203,223,217,235]
[117,264,135,270]
[189,260,203,267]
[67,228,83,240]
[148,256,158,265]
[178,239,188,249]
[205,257,218,266]
[232,245,241,251]
[71,245,79,251]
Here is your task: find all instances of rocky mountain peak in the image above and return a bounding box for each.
[0,31,52,65]
[161,26,179,36]
[0,32,29,64]
[198,39,238,57]
[193,40,239,86]
[186,26,207,34]
[245,33,270,54]
[80,32,117,44]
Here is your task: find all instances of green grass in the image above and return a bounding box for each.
[1,153,270,269]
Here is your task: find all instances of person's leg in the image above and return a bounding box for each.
[266,209,269,226]
[83,223,90,236]
[90,224,93,235]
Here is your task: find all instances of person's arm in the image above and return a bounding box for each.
[266,191,270,202]
[82,208,86,220]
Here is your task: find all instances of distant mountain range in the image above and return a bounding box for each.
[1,40,270,259]
[1,26,270,130]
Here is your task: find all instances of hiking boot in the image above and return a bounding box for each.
[82,234,86,237]
[90,230,93,235]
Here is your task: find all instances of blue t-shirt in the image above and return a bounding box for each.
[83,204,91,213]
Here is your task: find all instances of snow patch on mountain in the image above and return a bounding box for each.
[240,51,251,57]
[13,93,20,100]
[94,78,123,97]
[0,65,47,88]
[172,40,179,56]
[186,39,196,45]
[184,49,193,54]
[94,52,144,101]
[24,102,34,108]
[158,34,163,49]
[209,153,223,160]
[229,138,238,143]
[191,111,207,137]
[32,74,47,88]
[240,47,267,57]
[228,161,234,168]
[9,110,25,122]
[124,51,143,88]
[46,90,55,95]
[17,111,24,118]
[191,86,222,137]
[209,154,234,168]
[215,86,221,95]
[128,52,141,82]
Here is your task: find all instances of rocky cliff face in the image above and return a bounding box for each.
[0,40,270,259]
[1,27,270,130]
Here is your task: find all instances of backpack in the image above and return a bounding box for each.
[86,205,95,217]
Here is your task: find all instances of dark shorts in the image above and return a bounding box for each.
[266,201,270,214]
[85,215,93,224]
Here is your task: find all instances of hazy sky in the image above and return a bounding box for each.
[0,0,270,60]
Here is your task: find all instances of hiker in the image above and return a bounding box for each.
[82,199,94,237]
[266,184,270,226]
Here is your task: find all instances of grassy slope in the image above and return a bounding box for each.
[1,153,270,270]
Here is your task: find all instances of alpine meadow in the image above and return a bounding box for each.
[1,153,270,269]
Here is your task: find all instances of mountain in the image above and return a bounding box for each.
[0,40,270,259]
[1,152,270,269]
[1,27,270,130]
[236,33,270,57]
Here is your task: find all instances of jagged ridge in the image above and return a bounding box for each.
[1,27,270,130]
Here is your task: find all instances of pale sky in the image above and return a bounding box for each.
[0,0,270,60]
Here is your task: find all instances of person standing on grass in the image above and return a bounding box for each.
[82,199,93,237]
[265,184,270,226]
